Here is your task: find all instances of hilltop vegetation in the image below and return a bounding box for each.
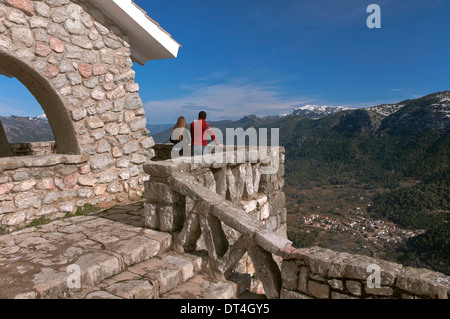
[368,176,449,274]
[369,175,449,230]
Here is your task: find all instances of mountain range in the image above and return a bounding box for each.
[2,90,449,145]
[2,91,449,147]
[277,91,449,186]
[151,91,450,143]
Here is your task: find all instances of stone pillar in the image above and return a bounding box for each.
[0,120,13,157]
[143,180,185,232]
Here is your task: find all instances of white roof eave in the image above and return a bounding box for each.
[89,0,180,65]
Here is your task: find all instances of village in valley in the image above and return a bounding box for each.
[284,184,428,258]
[296,208,425,246]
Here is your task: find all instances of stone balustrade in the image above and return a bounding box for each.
[143,146,450,299]
[143,147,288,298]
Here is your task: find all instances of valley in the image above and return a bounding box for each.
[285,184,424,262]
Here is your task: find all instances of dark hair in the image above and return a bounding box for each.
[198,111,207,119]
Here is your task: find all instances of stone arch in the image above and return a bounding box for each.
[0,47,80,155]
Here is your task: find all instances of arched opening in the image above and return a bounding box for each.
[0,77,55,156]
[0,49,80,156]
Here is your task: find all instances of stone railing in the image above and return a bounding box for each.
[280,246,449,299]
[152,143,175,161]
[9,142,56,157]
[142,147,450,299]
[143,147,288,298]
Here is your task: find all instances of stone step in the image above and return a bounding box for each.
[13,229,172,299]
[160,269,256,299]
[70,251,207,299]
[70,250,260,299]
[1,203,265,299]
[1,205,174,299]
[160,274,238,299]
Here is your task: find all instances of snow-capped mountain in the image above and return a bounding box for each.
[368,91,450,118]
[368,103,405,117]
[292,105,349,119]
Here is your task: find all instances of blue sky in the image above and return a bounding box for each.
[0,0,449,124]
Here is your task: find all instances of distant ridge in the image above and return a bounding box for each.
[3,91,449,144]
[151,91,450,143]
[0,115,53,144]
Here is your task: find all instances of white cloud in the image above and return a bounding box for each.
[390,89,405,92]
[143,80,314,124]
[0,102,26,116]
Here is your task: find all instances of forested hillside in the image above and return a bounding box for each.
[280,91,449,274]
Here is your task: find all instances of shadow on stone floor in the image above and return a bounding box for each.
[91,201,147,229]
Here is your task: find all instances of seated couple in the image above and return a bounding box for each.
[170,111,223,156]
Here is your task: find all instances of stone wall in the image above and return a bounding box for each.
[280,246,449,299]
[10,141,56,156]
[0,154,91,230]
[0,0,156,229]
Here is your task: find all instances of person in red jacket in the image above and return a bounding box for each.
[190,111,221,156]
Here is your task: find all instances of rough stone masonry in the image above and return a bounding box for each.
[0,0,156,230]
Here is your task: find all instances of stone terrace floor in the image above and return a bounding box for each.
[0,202,255,299]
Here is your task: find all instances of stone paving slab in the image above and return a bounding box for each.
[0,202,245,299]
[0,203,172,299]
